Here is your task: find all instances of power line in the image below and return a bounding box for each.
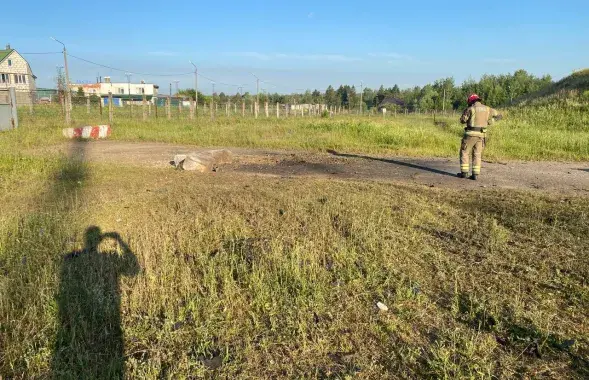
[259,79,307,93]
[196,72,244,88]
[196,72,216,82]
[25,42,257,90]
[191,62,262,89]
[20,51,369,95]
[44,51,248,89]
[21,52,62,55]
[67,53,193,77]
[217,81,247,88]
[187,60,261,90]
[260,80,277,88]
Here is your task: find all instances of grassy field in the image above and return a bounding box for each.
[0,142,588,378]
[0,106,588,378]
[6,103,589,161]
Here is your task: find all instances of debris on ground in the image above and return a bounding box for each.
[376,302,388,312]
[172,149,233,173]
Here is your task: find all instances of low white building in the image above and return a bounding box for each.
[0,44,37,104]
[70,77,159,105]
[288,104,327,112]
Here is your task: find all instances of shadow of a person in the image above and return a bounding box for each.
[52,226,139,379]
[326,149,457,178]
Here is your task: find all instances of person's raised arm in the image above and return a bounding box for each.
[103,232,139,276]
[488,107,503,125]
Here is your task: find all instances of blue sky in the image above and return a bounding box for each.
[4,0,588,94]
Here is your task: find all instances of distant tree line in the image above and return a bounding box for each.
[177,69,552,111]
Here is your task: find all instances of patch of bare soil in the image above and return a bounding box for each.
[40,141,589,193]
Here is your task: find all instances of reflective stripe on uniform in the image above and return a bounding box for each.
[471,106,476,126]
[465,131,485,138]
[472,166,481,174]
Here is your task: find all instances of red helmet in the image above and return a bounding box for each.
[468,94,481,105]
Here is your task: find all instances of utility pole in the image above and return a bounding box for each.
[189,60,198,116]
[56,65,64,113]
[51,37,71,124]
[168,83,172,120]
[125,73,132,116]
[250,72,260,114]
[212,82,215,119]
[360,81,363,115]
[442,88,446,113]
[252,74,259,103]
[173,80,180,115]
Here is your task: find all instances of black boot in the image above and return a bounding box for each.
[470,174,478,181]
[457,172,468,179]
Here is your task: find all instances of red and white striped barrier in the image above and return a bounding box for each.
[63,125,111,139]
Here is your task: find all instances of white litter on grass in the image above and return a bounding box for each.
[376,302,389,312]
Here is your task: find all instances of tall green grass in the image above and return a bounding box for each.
[7,103,589,161]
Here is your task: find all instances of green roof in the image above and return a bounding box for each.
[0,49,14,64]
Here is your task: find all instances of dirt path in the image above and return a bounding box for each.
[44,141,589,193]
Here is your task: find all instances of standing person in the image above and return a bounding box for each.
[458,94,502,180]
